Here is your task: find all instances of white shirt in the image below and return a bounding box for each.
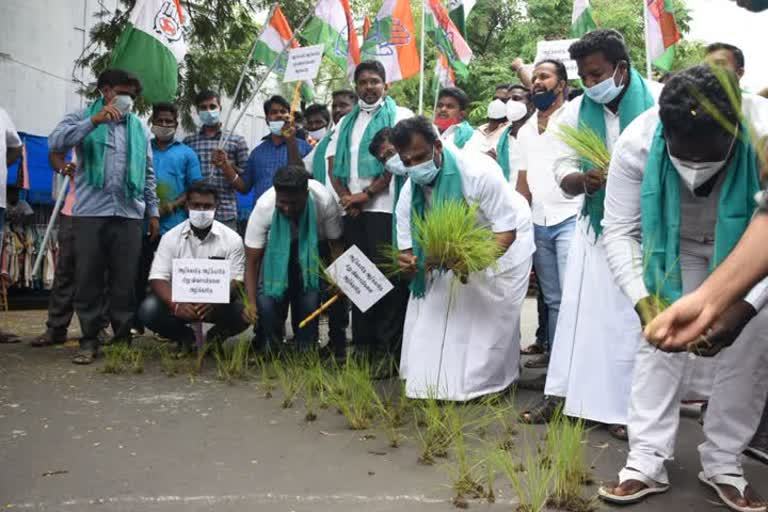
[396,148,535,274]
[244,180,343,249]
[474,121,509,153]
[440,123,485,153]
[602,102,768,310]
[503,132,525,188]
[517,110,582,226]
[0,108,22,209]
[149,220,246,283]
[303,131,342,207]
[326,103,413,214]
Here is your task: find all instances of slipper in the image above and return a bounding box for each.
[72,350,96,365]
[520,396,563,424]
[745,444,768,465]
[524,354,550,369]
[521,342,545,355]
[598,468,669,504]
[607,424,629,441]
[699,472,767,512]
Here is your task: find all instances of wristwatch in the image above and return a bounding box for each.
[362,186,373,198]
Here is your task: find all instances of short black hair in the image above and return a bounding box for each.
[567,87,584,101]
[438,87,470,110]
[273,165,309,193]
[569,29,631,66]
[194,89,220,107]
[354,60,387,83]
[495,83,511,91]
[391,116,439,151]
[332,89,357,103]
[152,102,178,120]
[369,127,393,158]
[535,59,568,83]
[96,69,142,94]
[263,95,291,116]
[187,181,218,202]
[659,65,741,139]
[706,42,746,70]
[508,84,529,94]
[304,103,330,124]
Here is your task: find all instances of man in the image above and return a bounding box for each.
[434,87,483,151]
[475,99,509,154]
[496,84,534,186]
[243,165,343,352]
[493,84,511,103]
[515,60,582,370]
[705,42,745,81]
[184,90,249,232]
[304,103,331,146]
[521,30,661,436]
[392,116,535,401]
[326,60,413,362]
[138,181,248,353]
[0,106,22,344]
[598,65,768,512]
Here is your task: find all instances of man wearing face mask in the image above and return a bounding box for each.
[475,98,509,155]
[496,84,534,187]
[49,68,160,364]
[243,95,312,203]
[597,66,768,511]
[184,90,249,232]
[391,116,535,401]
[326,60,413,363]
[138,181,248,354]
[521,30,661,434]
[434,87,482,151]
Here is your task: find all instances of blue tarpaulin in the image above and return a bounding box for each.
[7,133,69,205]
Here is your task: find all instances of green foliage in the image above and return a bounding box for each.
[101,343,144,374]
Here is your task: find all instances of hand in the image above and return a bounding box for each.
[486,148,498,160]
[635,295,668,330]
[689,300,757,357]
[645,290,716,350]
[211,148,229,169]
[511,58,525,72]
[58,162,76,177]
[346,206,362,218]
[398,252,418,274]
[158,202,174,217]
[344,192,369,209]
[194,303,214,320]
[91,104,122,125]
[174,303,200,321]
[583,169,606,194]
[242,302,258,324]
[147,217,160,242]
[281,123,297,140]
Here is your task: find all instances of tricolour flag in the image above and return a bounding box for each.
[253,6,314,101]
[363,16,372,39]
[302,0,361,78]
[435,53,456,88]
[360,0,420,82]
[645,0,681,72]
[446,0,476,39]
[110,0,187,103]
[425,0,473,80]
[571,0,597,37]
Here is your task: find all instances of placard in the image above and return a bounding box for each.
[172,259,231,304]
[326,245,394,313]
[283,44,325,82]
[535,39,579,80]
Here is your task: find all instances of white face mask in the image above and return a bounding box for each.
[112,94,134,115]
[506,100,528,123]
[307,127,328,141]
[668,131,737,192]
[188,209,215,229]
[359,97,384,113]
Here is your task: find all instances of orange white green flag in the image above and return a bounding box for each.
[360,0,420,82]
[644,0,681,72]
[425,0,473,80]
[302,0,361,78]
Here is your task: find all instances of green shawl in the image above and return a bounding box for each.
[410,147,465,298]
[332,97,397,184]
[578,67,654,236]
[641,122,759,304]
[83,98,147,200]
[263,195,320,299]
[496,125,514,180]
[451,121,476,149]
[311,133,333,184]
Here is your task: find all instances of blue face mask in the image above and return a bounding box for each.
[585,66,625,104]
[269,120,285,136]
[199,109,220,126]
[532,90,558,111]
[406,150,440,186]
[384,154,408,176]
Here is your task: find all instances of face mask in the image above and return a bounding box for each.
[188,209,215,229]
[268,120,286,136]
[487,99,507,121]
[384,154,408,176]
[668,131,736,191]
[151,125,176,141]
[532,90,558,111]
[359,97,384,113]
[307,127,328,141]
[585,66,625,104]
[434,116,460,132]
[506,100,528,122]
[112,94,134,115]
[406,150,440,186]
[198,109,220,126]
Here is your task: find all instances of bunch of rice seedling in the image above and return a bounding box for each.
[213,337,253,384]
[373,380,411,448]
[415,393,453,464]
[272,354,304,408]
[327,357,379,430]
[301,350,332,421]
[443,404,485,502]
[491,435,554,512]
[556,124,611,173]
[101,344,143,374]
[256,355,276,398]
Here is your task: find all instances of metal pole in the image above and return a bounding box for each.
[32,177,68,278]
[418,0,427,115]
[642,0,653,80]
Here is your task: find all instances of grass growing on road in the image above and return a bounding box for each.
[214,337,253,384]
[327,356,379,430]
[101,344,144,374]
[272,355,304,408]
[491,427,554,512]
[544,410,597,512]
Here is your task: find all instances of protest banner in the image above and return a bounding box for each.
[172,259,231,304]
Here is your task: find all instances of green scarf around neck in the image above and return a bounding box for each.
[496,125,515,180]
[409,147,465,298]
[332,97,397,184]
[451,121,476,149]
[83,98,147,200]
[312,133,333,184]
[641,122,759,305]
[578,67,655,237]
[263,195,320,299]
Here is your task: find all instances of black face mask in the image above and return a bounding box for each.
[532,90,558,111]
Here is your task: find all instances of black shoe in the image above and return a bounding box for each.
[520,396,564,424]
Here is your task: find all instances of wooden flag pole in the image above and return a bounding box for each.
[299,291,343,329]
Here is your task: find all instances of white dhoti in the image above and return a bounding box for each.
[544,219,642,425]
[400,257,532,402]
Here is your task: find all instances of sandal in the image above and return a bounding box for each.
[30,331,67,347]
[524,354,550,369]
[72,349,96,365]
[521,342,545,355]
[598,468,670,504]
[0,330,21,344]
[699,472,767,512]
[607,424,628,441]
[520,396,563,424]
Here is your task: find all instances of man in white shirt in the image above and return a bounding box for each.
[434,87,483,151]
[326,60,412,362]
[495,84,534,188]
[243,165,343,352]
[393,117,535,401]
[0,106,23,344]
[138,182,248,353]
[475,99,509,155]
[598,66,768,511]
[516,59,582,370]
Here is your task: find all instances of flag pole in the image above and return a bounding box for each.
[32,177,68,278]
[218,3,277,145]
[221,12,313,148]
[418,0,427,114]
[642,1,653,80]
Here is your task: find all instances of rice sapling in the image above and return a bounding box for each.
[272,355,304,408]
[256,356,276,398]
[328,357,379,430]
[373,380,410,448]
[556,124,611,174]
[101,344,143,374]
[545,410,597,512]
[444,404,485,502]
[491,429,554,512]
[214,337,253,383]
[415,392,453,464]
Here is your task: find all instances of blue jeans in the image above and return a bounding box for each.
[533,216,576,351]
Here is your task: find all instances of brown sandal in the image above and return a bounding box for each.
[521,342,545,355]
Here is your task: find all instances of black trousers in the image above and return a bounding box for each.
[319,241,349,354]
[135,236,160,329]
[73,216,142,347]
[343,211,408,360]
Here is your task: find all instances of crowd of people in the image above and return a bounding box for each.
[1,27,767,511]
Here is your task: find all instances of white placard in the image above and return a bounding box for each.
[326,245,394,313]
[535,39,579,80]
[283,44,325,82]
[172,259,231,304]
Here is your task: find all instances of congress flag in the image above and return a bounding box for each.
[645,0,681,72]
[302,0,361,78]
[360,0,421,82]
